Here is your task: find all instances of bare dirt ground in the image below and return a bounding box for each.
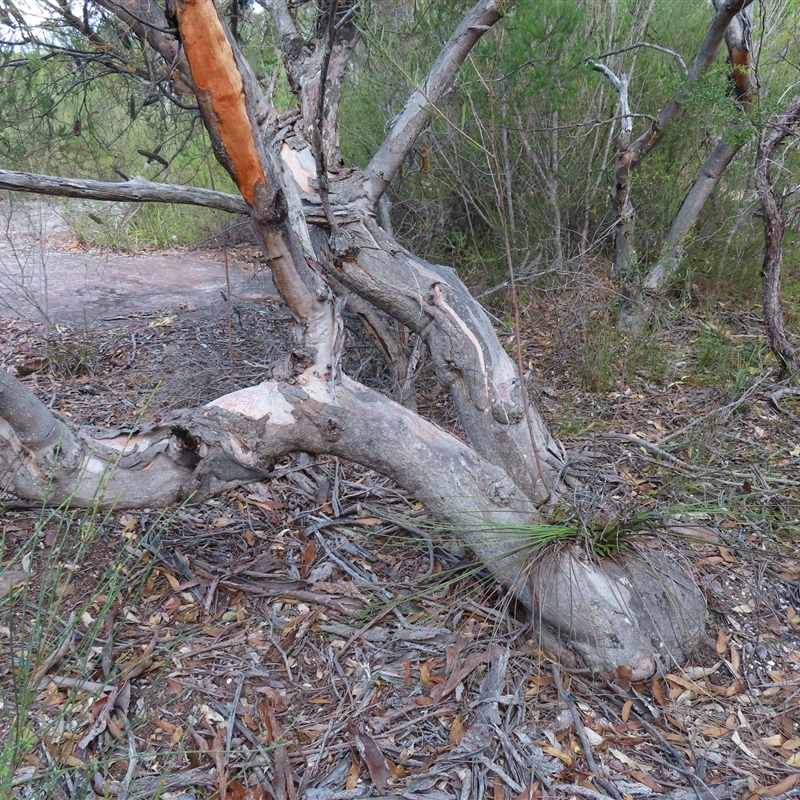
[2,207,800,800]
[0,197,277,325]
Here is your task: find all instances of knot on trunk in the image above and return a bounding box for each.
[490,378,524,425]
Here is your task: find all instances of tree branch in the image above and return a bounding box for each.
[754,94,800,376]
[586,60,632,138]
[0,368,196,508]
[717,0,754,112]
[590,42,688,76]
[257,0,302,57]
[172,0,340,386]
[626,0,754,169]
[365,0,506,206]
[0,169,249,214]
[311,0,341,234]
[0,367,540,598]
[94,0,196,91]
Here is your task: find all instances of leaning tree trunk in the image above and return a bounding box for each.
[0,0,707,678]
[641,1,754,299]
[642,141,741,292]
[754,95,800,377]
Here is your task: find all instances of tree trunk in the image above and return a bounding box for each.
[643,141,741,292]
[754,95,800,376]
[587,61,635,277]
[0,0,707,678]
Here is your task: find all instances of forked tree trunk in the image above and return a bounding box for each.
[0,0,706,678]
[586,61,635,278]
[754,95,800,377]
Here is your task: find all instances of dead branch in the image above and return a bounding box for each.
[0,169,248,214]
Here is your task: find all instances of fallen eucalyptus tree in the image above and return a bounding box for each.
[0,0,706,679]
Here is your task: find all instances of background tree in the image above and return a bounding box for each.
[587,0,754,327]
[642,0,755,303]
[755,91,800,375]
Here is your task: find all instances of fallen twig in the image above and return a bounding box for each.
[551,664,623,800]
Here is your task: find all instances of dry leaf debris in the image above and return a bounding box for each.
[2,287,800,799]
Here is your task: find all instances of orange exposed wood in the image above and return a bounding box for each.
[174,0,265,204]
[419,146,430,172]
[730,46,752,105]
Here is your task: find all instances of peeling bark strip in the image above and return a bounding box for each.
[173,0,266,203]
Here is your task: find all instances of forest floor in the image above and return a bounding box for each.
[1,212,800,800]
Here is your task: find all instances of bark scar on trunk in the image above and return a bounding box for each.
[429,284,490,411]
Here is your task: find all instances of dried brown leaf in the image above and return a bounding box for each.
[345,720,390,795]
[512,783,542,800]
[541,745,572,766]
[493,775,505,800]
[387,758,406,780]
[701,726,732,738]
[651,678,666,707]
[756,774,799,797]
[430,644,503,702]
[621,700,633,723]
[628,770,664,793]
[346,758,360,790]
[448,715,468,746]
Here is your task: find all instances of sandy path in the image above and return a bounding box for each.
[0,197,277,325]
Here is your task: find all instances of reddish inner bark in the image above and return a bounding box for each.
[730,46,752,106]
[175,0,266,203]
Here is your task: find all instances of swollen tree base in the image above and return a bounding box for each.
[1,367,706,679]
[532,545,707,679]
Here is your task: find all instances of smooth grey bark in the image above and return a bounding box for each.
[0,0,707,678]
[0,368,196,508]
[328,216,564,503]
[0,170,248,214]
[586,60,635,277]
[754,95,800,376]
[643,141,740,290]
[1,365,704,678]
[363,0,505,205]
